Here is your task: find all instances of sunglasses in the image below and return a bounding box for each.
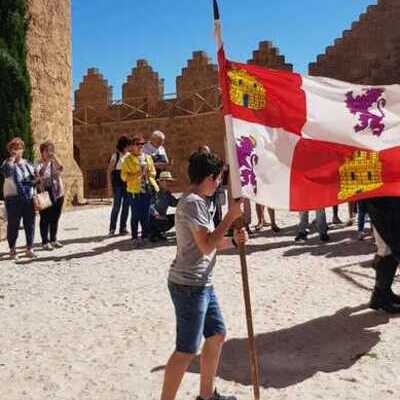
[133,142,145,146]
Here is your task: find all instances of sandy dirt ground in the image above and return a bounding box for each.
[1,206,399,400]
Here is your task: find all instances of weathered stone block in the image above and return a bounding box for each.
[27,0,83,205]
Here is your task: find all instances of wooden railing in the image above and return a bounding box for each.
[73,85,222,126]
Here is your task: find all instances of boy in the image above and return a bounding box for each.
[161,151,246,400]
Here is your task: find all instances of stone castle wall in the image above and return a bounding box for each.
[73,41,292,196]
[309,0,400,84]
[1,0,83,241]
[27,0,83,204]
[73,0,400,200]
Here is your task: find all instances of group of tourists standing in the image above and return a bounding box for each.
[1,137,64,260]
[2,132,400,400]
[107,130,178,247]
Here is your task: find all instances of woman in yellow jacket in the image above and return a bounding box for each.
[121,136,159,246]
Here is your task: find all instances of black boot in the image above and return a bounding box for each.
[370,288,400,313]
[389,289,400,304]
[372,254,400,304]
[370,255,400,313]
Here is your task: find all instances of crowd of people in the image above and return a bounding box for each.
[0,131,373,259]
[1,137,65,259]
[106,130,178,246]
[2,131,400,400]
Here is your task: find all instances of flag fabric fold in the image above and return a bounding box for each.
[217,52,400,211]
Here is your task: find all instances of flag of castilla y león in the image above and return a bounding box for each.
[214,1,400,211]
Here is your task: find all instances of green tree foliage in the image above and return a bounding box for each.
[0,0,32,165]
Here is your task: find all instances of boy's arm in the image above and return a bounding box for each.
[191,201,242,255]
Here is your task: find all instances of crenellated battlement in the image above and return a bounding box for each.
[74,40,292,116]
[73,41,292,197]
[248,41,293,71]
[75,68,113,110]
[309,0,400,84]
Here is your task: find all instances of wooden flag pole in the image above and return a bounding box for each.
[235,217,261,400]
[213,0,261,397]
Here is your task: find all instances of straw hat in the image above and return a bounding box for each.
[158,171,176,181]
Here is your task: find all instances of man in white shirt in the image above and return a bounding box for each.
[144,130,169,177]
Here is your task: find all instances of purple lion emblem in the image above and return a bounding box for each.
[345,88,386,137]
[236,136,258,194]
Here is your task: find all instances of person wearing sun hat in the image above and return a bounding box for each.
[149,171,179,242]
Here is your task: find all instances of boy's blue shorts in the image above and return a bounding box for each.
[168,282,226,354]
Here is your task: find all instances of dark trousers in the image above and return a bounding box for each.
[5,197,36,249]
[130,193,151,239]
[150,214,175,237]
[109,185,129,233]
[357,201,368,232]
[39,196,64,244]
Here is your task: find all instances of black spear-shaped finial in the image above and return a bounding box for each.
[213,0,220,20]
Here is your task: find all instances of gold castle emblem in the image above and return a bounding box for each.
[338,150,383,200]
[228,69,266,110]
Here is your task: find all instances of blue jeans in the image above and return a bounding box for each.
[168,282,226,354]
[357,201,368,232]
[5,197,36,249]
[109,185,129,233]
[130,193,151,239]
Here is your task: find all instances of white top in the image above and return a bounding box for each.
[143,142,169,163]
[110,152,127,170]
[1,159,35,199]
[35,160,64,199]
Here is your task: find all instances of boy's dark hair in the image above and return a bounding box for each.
[188,151,224,184]
[116,135,130,152]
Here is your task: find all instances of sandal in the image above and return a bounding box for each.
[254,223,263,231]
[271,224,281,233]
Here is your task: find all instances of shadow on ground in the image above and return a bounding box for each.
[154,305,396,389]
[281,229,375,259]
[191,304,393,388]
[14,237,177,264]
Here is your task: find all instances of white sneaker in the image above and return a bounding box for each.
[51,241,63,249]
[43,243,53,251]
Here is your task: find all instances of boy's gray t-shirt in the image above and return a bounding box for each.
[168,192,216,287]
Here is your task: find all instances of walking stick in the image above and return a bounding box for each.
[235,216,261,400]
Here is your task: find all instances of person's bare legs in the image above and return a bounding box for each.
[332,205,342,224]
[347,202,355,226]
[199,335,225,399]
[267,207,280,232]
[255,204,265,230]
[161,351,196,400]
